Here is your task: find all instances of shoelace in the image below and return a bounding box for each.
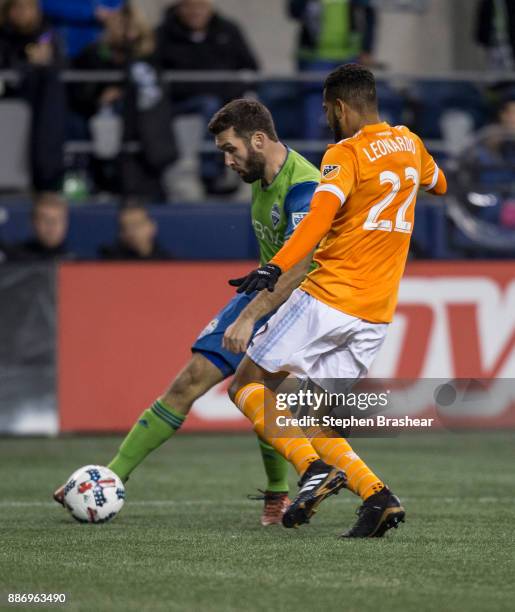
[344,505,372,536]
[354,502,383,523]
[247,489,288,503]
[346,503,383,536]
[247,489,267,501]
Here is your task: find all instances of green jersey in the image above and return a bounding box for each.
[251,148,320,265]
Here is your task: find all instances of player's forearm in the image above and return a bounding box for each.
[270,191,340,272]
[238,254,312,323]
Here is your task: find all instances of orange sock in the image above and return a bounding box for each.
[235,383,319,476]
[311,435,384,500]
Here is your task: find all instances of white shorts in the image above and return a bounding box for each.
[247,289,388,383]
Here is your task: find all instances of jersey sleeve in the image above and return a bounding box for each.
[283,181,318,240]
[314,145,357,206]
[271,190,341,272]
[416,135,441,191]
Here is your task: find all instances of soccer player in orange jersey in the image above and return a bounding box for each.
[227,64,447,538]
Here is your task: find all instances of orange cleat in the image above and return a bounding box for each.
[53,484,65,507]
[260,491,291,526]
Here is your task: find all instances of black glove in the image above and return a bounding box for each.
[229,263,282,294]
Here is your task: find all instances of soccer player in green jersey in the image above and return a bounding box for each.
[53,99,320,525]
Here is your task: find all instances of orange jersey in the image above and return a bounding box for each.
[273,122,446,323]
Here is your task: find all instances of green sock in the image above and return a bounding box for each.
[108,400,185,482]
[257,436,289,493]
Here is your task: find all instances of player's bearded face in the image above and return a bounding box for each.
[216,129,265,183]
[238,142,266,183]
[328,105,344,142]
[323,93,347,142]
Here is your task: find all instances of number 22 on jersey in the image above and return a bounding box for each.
[363,167,419,234]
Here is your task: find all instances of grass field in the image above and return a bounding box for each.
[1,432,514,612]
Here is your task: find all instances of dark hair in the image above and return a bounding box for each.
[324,64,377,113]
[119,199,149,218]
[208,99,278,142]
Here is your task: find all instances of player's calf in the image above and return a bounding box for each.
[282,459,347,528]
[339,486,405,538]
[162,352,224,415]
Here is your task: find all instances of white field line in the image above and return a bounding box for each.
[0,496,512,508]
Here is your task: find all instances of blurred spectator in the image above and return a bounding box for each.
[476,0,515,70]
[156,0,259,194]
[99,203,171,260]
[41,0,124,58]
[6,192,74,261]
[156,0,258,101]
[70,5,154,118]
[497,96,515,228]
[473,95,515,183]
[478,96,515,163]
[70,4,177,199]
[451,94,515,243]
[289,0,376,67]
[0,0,61,65]
[497,96,515,132]
[0,0,66,190]
[288,0,377,139]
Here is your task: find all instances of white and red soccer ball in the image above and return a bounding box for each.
[63,465,125,523]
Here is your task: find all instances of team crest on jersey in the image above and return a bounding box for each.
[271,202,281,228]
[322,164,340,180]
[198,318,218,339]
[292,212,307,228]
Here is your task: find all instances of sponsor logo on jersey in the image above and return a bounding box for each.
[322,164,340,180]
[292,212,307,228]
[252,219,281,245]
[271,203,281,228]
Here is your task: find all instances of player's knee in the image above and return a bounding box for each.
[229,357,267,403]
[164,357,207,408]
[228,377,241,404]
[228,368,255,403]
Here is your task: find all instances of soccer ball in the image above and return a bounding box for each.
[63,465,125,524]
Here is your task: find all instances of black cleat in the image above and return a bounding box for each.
[340,487,405,538]
[282,460,347,529]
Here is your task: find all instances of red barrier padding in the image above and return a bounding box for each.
[58,261,515,432]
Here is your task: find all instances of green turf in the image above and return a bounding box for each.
[0,432,514,612]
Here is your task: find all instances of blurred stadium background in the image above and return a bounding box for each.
[0,0,514,434]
